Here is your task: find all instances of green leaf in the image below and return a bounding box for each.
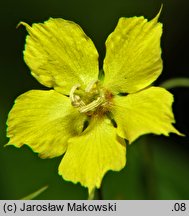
[21,185,48,200]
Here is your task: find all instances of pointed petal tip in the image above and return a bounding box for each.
[4,138,14,147]
[3,142,9,147]
[4,140,22,148]
[152,4,163,23]
[16,22,22,29]
[16,21,31,32]
[16,21,28,29]
[175,130,185,137]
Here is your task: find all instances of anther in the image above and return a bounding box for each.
[70,84,85,107]
[79,97,104,113]
[85,80,98,93]
[70,84,80,101]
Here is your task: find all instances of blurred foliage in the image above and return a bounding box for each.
[0,0,189,199]
[103,135,189,199]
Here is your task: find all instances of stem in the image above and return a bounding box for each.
[159,78,189,90]
[87,187,103,200]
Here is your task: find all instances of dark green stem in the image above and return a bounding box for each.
[159,78,189,89]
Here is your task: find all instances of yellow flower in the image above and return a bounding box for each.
[7,10,182,196]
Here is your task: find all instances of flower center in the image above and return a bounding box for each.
[70,80,113,116]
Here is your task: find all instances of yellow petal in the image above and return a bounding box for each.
[21,18,99,94]
[7,90,86,158]
[58,117,126,195]
[103,10,162,93]
[111,87,182,143]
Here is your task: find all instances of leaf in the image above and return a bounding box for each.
[21,185,48,200]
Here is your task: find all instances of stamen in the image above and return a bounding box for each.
[79,97,104,113]
[70,84,80,101]
[70,81,108,114]
[85,80,98,92]
[69,84,85,107]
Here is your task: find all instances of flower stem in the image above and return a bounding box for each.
[159,78,189,89]
[87,187,103,200]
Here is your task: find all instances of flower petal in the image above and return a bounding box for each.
[58,117,126,195]
[7,90,86,158]
[103,11,162,93]
[21,18,99,94]
[111,87,182,143]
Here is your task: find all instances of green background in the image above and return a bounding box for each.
[0,0,189,199]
